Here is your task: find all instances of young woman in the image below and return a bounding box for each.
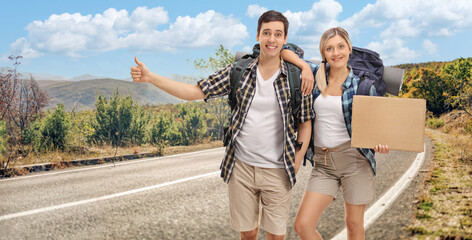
[281,27,389,240]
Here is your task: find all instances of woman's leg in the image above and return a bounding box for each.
[344,202,366,240]
[294,192,334,240]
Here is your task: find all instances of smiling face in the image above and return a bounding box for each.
[256,21,287,58]
[322,35,351,70]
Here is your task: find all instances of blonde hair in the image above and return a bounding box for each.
[315,27,352,96]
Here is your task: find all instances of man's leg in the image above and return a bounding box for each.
[228,160,261,236]
[240,227,259,240]
[344,202,366,240]
[265,231,285,240]
[259,167,291,238]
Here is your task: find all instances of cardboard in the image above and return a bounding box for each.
[351,96,426,152]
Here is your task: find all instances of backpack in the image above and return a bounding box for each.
[348,46,386,96]
[223,44,303,147]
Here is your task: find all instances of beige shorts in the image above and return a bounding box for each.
[306,141,375,205]
[228,159,291,235]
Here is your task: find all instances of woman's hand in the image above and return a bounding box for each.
[374,144,389,154]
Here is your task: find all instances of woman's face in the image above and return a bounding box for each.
[323,35,351,70]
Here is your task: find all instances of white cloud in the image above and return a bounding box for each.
[13,7,248,58]
[423,39,438,55]
[10,38,42,59]
[366,38,419,65]
[125,10,248,51]
[284,0,342,37]
[343,0,472,39]
[246,4,267,18]
[339,0,472,64]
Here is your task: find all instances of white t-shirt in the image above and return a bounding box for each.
[313,95,351,148]
[234,67,284,168]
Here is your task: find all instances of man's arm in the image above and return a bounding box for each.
[294,120,311,174]
[131,57,205,101]
[281,49,314,95]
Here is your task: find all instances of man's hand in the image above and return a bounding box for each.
[300,64,314,95]
[131,57,151,83]
[374,144,389,154]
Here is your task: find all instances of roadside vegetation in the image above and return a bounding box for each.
[0,46,233,177]
[398,58,472,239]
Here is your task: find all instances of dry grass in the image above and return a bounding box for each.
[162,141,223,156]
[408,111,472,239]
[11,141,223,168]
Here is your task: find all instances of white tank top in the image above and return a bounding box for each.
[234,67,284,168]
[313,95,350,148]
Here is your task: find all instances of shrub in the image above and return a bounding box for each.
[427,118,445,129]
[0,121,7,156]
[41,104,69,151]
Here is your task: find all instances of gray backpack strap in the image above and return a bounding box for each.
[286,62,302,120]
[229,58,252,110]
[357,76,375,96]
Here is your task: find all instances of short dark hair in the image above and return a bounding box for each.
[257,10,289,37]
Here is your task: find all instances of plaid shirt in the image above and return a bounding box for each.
[197,57,314,188]
[305,62,378,175]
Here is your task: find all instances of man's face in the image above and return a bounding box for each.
[256,21,287,58]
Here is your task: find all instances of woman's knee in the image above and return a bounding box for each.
[293,218,314,235]
[345,216,364,232]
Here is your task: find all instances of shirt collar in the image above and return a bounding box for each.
[326,65,354,90]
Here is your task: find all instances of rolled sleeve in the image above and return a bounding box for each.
[305,60,320,76]
[299,92,314,124]
[197,63,233,102]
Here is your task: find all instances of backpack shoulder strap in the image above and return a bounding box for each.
[229,58,252,110]
[357,76,375,96]
[285,62,302,119]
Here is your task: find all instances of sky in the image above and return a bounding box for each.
[1,0,471,80]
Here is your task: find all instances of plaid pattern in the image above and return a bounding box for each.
[197,57,314,188]
[305,61,378,175]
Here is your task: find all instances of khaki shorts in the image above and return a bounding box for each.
[228,159,291,235]
[306,141,375,205]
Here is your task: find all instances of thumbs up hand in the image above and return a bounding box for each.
[131,57,150,83]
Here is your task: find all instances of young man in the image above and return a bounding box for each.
[131,10,313,240]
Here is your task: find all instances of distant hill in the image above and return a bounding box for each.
[39,78,182,111]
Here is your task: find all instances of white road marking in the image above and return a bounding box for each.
[0,171,220,221]
[0,148,224,182]
[331,145,426,240]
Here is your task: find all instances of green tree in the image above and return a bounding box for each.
[66,110,94,152]
[129,105,149,145]
[41,104,69,151]
[191,44,233,140]
[0,121,7,156]
[408,69,448,115]
[179,104,207,145]
[147,111,181,146]
[92,90,134,147]
[192,44,235,73]
[0,120,12,178]
[443,58,472,116]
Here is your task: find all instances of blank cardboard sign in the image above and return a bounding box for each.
[351,96,426,152]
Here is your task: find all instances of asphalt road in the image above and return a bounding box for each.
[0,138,432,240]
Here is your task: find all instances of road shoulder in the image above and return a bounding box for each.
[365,136,433,239]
